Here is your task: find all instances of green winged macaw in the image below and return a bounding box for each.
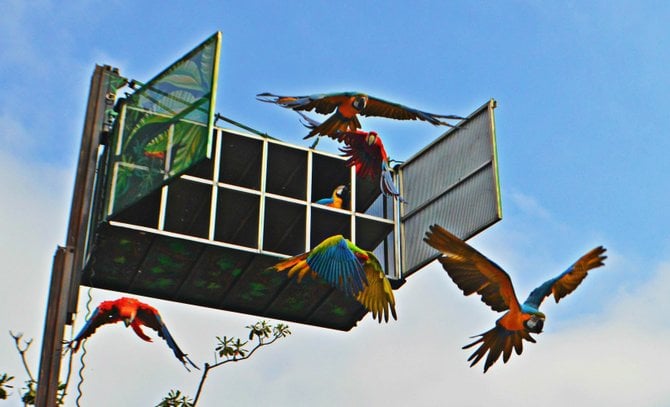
[315,185,346,209]
[256,91,464,139]
[271,235,397,322]
[424,224,606,372]
[298,112,404,202]
[68,297,199,371]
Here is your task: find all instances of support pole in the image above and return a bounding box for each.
[35,65,124,406]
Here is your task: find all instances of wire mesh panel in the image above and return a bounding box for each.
[399,99,501,278]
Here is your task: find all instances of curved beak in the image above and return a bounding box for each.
[123,317,133,327]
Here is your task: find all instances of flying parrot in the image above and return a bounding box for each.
[67,297,199,371]
[315,185,346,209]
[423,224,606,372]
[299,112,404,202]
[271,235,397,322]
[256,91,464,139]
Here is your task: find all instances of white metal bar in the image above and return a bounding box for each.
[350,165,356,244]
[157,124,174,230]
[208,129,222,240]
[394,167,403,279]
[158,185,168,231]
[305,149,313,251]
[257,138,269,250]
[109,220,261,254]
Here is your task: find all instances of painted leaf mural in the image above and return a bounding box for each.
[106,32,221,217]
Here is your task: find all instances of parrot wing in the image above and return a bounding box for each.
[296,110,361,140]
[523,246,607,310]
[463,324,537,373]
[256,92,362,115]
[362,95,465,126]
[68,301,120,352]
[338,130,385,180]
[356,252,397,323]
[272,235,368,297]
[424,224,521,314]
[135,305,200,371]
[379,160,404,202]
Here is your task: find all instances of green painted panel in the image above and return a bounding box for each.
[106,32,222,216]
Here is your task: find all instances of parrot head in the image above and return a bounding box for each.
[353,95,368,111]
[524,312,545,333]
[334,185,346,199]
[365,131,379,146]
[117,304,138,327]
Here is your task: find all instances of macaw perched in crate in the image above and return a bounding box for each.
[315,185,346,209]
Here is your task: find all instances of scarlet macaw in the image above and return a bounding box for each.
[271,235,397,322]
[256,91,464,139]
[68,297,199,371]
[299,112,404,201]
[423,224,606,372]
[315,185,346,209]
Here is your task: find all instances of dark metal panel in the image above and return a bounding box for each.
[219,130,263,189]
[164,178,212,238]
[267,143,308,199]
[263,198,306,254]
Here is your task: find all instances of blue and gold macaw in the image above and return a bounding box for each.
[424,224,606,372]
[257,91,464,139]
[315,185,346,209]
[271,235,397,322]
[299,112,404,202]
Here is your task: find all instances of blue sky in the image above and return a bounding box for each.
[1,1,670,406]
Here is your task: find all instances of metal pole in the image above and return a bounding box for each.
[35,65,124,406]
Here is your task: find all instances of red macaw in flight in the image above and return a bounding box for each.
[271,235,397,323]
[424,224,606,372]
[298,112,404,202]
[256,91,464,139]
[315,185,346,209]
[68,297,199,371]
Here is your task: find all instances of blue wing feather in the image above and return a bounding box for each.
[523,277,562,310]
[523,246,606,310]
[306,236,366,296]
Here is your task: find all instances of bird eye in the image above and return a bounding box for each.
[525,315,544,333]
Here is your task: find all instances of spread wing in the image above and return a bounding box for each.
[272,235,368,297]
[68,301,120,352]
[256,92,359,114]
[135,305,199,371]
[356,252,397,323]
[523,246,607,310]
[424,224,521,314]
[363,95,464,126]
[258,91,465,126]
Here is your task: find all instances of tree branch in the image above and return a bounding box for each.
[189,321,290,406]
[10,331,35,383]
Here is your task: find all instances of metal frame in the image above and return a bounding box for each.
[108,126,396,263]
